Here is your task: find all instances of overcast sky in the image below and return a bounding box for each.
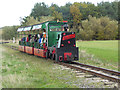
[0,0,115,27]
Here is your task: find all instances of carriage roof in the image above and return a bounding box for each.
[17,21,68,32]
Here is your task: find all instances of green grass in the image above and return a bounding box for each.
[76,40,118,70]
[1,45,77,88]
[6,42,19,47]
[0,29,2,40]
[1,44,111,88]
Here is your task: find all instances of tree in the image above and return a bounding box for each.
[20,16,55,26]
[30,2,50,20]
[79,16,96,40]
[50,5,63,21]
[97,1,118,20]
[39,16,54,23]
[98,16,118,40]
[111,1,118,20]
[78,16,118,40]
[60,3,72,20]
[20,16,40,26]
[50,4,61,13]
[70,3,82,26]
[2,26,18,40]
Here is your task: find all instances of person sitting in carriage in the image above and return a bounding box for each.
[26,34,31,42]
[34,34,38,42]
[30,35,35,43]
[28,34,31,41]
[38,33,43,47]
[21,37,26,41]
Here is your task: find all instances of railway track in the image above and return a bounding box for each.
[2,43,18,50]
[2,43,120,84]
[56,62,120,83]
[10,45,18,50]
[0,42,9,44]
[71,62,120,76]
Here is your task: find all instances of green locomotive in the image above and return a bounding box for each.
[17,21,79,62]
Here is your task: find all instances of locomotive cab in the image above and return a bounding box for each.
[55,32,79,62]
[47,21,79,62]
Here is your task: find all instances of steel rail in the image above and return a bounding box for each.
[3,44,18,50]
[56,62,120,83]
[0,42,9,44]
[71,62,120,76]
[11,46,18,50]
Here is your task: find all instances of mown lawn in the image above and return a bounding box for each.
[76,40,118,70]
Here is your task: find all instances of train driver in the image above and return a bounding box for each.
[63,24,69,31]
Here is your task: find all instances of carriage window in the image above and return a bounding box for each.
[49,25,64,31]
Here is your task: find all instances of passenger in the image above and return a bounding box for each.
[34,34,38,42]
[38,33,43,44]
[40,34,43,47]
[21,38,23,41]
[44,38,46,43]
[61,26,64,31]
[30,35,34,43]
[37,33,40,39]
[26,36,29,42]
[45,39,47,46]
[43,29,46,38]
[22,37,26,41]
[37,33,40,46]
[40,38,43,46]
[28,34,31,41]
[38,38,41,44]
[43,29,46,43]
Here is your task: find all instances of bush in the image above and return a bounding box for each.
[78,16,118,40]
[2,26,19,40]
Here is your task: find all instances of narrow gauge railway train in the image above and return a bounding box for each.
[17,21,79,62]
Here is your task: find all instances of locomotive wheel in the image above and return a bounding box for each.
[52,54,55,60]
[49,53,52,59]
[46,52,49,59]
[46,49,50,59]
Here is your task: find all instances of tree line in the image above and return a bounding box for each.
[2,26,19,40]
[2,1,119,40]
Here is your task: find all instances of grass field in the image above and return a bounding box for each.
[1,44,110,88]
[76,40,118,70]
[0,29,2,40]
[1,45,77,88]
